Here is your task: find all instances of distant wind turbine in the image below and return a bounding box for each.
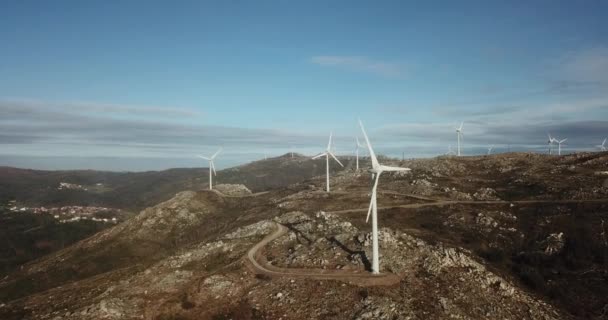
[487,145,494,155]
[445,145,456,156]
[354,137,366,171]
[557,138,567,155]
[197,148,222,190]
[596,138,607,151]
[312,132,344,192]
[455,122,464,156]
[359,120,411,274]
[547,133,557,155]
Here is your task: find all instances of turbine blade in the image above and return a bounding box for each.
[211,147,223,160]
[561,138,567,143]
[198,155,210,160]
[459,121,464,131]
[312,152,326,160]
[366,173,381,223]
[329,152,344,167]
[211,161,217,176]
[358,119,380,169]
[327,132,333,151]
[603,138,606,146]
[366,190,375,223]
[379,165,411,172]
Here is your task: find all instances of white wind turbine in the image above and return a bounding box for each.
[197,148,222,190]
[487,145,494,155]
[596,138,607,151]
[359,120,411,274]
[445,145,456,156]
[354,137,366,171]
[455,122,464,156]
[547,133,557,155]
[557,138,567,155]
[312,132,344,192]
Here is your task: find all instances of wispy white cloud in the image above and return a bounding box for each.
[0,98,203,119]
[310,56,404,77]
[0,98,332,162]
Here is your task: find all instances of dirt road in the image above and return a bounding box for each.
[245,222,401,286]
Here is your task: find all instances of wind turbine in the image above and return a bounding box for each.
[455,122,464,156]
[312,132,344,192]
[359,120,411,274]
[445,145,456,156]
[197,148,222,190]
[354,137,366,171]
[547,133,557,155]
[487,145,494,155]
[596,138,607,151]
[557,138,567,155]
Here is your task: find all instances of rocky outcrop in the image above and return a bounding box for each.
[214,184,252,196]
[473,187,500,201]
[544,232,565,255]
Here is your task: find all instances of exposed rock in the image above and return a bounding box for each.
[473,187,500,201]
[544,232,565,255]
[214,183,252,196]
[221,220,274,239]
[475,213,499,231]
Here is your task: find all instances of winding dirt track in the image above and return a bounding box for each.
[244,194,608,286]
[245,222,401,286]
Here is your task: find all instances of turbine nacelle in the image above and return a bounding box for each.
[455,121,464,133]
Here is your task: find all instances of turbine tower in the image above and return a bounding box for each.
[487,145,494,155]
[354,137,366,171]
[312,132,344,192]
[197,148,222,190]
[596,138,607,151]
[359,120,411,274]
[557,138,567,155]
[455,122,464,156]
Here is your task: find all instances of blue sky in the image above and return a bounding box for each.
[1,1,607,170]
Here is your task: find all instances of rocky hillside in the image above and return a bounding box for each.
[0,190,564,320]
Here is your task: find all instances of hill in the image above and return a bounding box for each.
[0,154,353,275]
